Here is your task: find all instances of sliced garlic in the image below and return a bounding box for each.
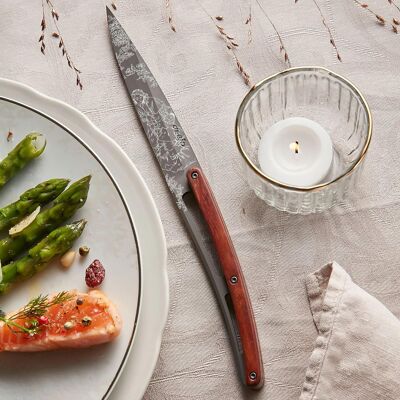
[9,206,41,236]
[60,250,76,269]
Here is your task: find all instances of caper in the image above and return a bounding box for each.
[64,321,73,330]
[79,246,90,256]
[81,316,92,326]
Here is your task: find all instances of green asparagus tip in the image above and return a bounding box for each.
[46,178,70,187]
[53,178,70,190]
[18,178,70,203]
[70,219,87,232]
[72,175,92,185]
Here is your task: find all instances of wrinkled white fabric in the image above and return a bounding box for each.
[301,262,400,400]
[1,1,400,399]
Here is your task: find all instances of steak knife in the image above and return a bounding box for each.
[107,8,264,389]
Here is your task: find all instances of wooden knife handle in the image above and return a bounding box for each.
[187,166,264,389]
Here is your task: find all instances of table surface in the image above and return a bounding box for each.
[2,1,400,399]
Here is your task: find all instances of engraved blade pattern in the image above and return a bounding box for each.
[107,8,199,210]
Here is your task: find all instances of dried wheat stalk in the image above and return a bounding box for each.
[387,0,400,31]
[388,0,400,14]
[311,0,342,61]
[197,2,252,86]
[353,0,390,29]
[255,0,291,66]
[39,0,83,89]
[245,0,253,44]
[39,0,46,54]
[166,0,176,32]
[215,22,251,85]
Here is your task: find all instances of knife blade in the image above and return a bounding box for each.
[107,7,264,389]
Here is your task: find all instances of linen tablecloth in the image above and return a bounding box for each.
[1,1,400,398]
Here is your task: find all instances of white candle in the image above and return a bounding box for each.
[258,117,333,187]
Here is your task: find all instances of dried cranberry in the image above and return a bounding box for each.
[85,259,106,288]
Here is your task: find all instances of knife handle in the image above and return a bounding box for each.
[187,166,264,389]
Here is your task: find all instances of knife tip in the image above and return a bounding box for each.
[106,5,113,18]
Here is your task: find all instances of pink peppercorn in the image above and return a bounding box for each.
[38,316,49,325]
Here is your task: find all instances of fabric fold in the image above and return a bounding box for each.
[300,262,400,400]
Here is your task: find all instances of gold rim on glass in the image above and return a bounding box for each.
[235,66,373,192]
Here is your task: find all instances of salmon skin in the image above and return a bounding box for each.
[0,290,122,352]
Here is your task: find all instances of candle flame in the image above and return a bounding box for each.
[290,141,300,154]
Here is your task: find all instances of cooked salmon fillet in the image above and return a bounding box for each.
[0,290,122,352]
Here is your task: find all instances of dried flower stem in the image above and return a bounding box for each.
[39,0,83,89]
[215,22,251,85]
[387,0,400,31]
[245,0,253,44]
[388,0,400,14]
[39,0,46,54]
[197,2,252,86]
[255,0,291,67]
[166,0,176,32]
[310,0,342,61]
[353,0,388,27]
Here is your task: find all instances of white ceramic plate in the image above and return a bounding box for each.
[0,79,168,400]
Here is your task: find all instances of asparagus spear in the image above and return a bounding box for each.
[0,220,87,294]
[0,175,90,264]
[0,178,70,232]
[0,133,46,189]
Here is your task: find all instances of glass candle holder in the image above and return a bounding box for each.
[235,66,372,214]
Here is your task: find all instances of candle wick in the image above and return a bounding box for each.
[290,141,300,154]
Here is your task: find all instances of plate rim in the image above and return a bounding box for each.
[0,78,169,399]
[0,94,142,399]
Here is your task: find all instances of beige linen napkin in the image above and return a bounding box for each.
[300,262,400,400]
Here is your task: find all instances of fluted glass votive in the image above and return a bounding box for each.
[235,66,372,214]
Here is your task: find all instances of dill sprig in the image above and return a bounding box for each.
[0,291,73,336]
[11,291,72,320]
